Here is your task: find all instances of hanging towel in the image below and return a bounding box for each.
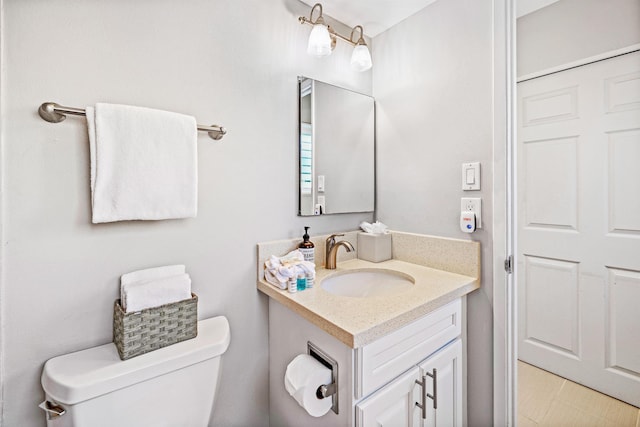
[86,103,198,223]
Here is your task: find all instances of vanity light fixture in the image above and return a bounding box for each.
[298,3,373,72]
[304,3,333,56]
[349,26,372,72]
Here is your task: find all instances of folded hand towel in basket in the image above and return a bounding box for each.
[120,265,185,300]
[122,273,192,313]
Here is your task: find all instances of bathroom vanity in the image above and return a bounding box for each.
[257,231,480,427]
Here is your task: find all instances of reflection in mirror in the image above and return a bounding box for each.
[298,77,375,216]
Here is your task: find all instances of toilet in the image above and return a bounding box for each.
[40,316,230,427]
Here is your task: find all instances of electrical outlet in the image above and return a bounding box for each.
[461,198,482,228]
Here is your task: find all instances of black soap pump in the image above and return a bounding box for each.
[298,226,315,263]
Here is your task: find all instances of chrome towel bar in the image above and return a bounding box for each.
[38,102,227,141]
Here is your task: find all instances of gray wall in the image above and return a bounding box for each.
[0,1,373,425]
[373,0,495,425]
[517,0,640,77]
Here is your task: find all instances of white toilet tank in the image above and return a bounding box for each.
[40,316,230,427]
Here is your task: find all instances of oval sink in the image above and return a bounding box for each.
[321,269,415,298]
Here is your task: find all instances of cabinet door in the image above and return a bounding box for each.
[355,366,422,427]
[418,339,463,427]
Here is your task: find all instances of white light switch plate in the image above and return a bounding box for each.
[462,162,481,190]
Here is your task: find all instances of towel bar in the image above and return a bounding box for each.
[38,102,227,141]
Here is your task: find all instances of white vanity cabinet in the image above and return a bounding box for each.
[355,339,462,427]
[260,231,479,427]
[268,297,465,427]
[354,300,464,427]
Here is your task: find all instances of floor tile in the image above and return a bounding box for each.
[603,396,639,427]
[518,361,565,423]
[519,360,640,426]
[556,378,639,425]
[540,400,608,427]
[518,414,539,427]
[556,380,612,418]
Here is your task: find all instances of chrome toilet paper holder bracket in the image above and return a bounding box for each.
[307,341,339,415]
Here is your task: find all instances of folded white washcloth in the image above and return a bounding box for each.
[265,260,290,283]
[120,265,186,306]
[278,250,305,266]
[296,262,316,277]
[263,250,316,289]
[264,270,287,290]
[86,103,198,223]
[123,273,192,313]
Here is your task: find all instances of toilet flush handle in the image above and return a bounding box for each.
[38,400,66,420]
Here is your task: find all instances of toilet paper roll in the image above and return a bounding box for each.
[284,354,333,417]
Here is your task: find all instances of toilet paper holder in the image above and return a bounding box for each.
[307,341,339,415]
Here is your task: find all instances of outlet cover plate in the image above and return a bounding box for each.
[461,197,482,228]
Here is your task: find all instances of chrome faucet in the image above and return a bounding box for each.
[325,234,355,269]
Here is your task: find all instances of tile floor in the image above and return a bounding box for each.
[518,360,640,427]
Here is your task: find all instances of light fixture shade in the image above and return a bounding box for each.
[351,44,372,72]
[307,24,332,57]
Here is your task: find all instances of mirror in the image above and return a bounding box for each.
[298,77,375,216]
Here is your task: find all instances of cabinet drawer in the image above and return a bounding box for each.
[355,299,462,399]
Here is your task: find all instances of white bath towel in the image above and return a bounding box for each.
[86,103,198,223]
[123,273,192,313]
[120,265,186,304]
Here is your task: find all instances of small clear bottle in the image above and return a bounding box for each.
[305,272,314,288]
[297,274,307,291]
[288,276,297,293]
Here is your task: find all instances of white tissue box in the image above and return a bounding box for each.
[357,232,392,263]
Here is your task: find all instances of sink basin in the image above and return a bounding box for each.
[321,269,415,298]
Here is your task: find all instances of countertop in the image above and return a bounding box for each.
[257,258,479,348]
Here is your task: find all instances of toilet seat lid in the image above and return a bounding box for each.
[41,316,230,405]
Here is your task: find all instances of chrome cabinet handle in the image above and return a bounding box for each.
[426,368,438,409]
[415,375,427,419]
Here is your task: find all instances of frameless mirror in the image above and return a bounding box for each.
[298,77,375,216]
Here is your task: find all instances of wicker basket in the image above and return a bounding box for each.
[113,293,198,360]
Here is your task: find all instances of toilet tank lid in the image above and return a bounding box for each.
[41,316,230,405]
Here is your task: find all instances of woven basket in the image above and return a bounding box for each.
[113,293,198,360]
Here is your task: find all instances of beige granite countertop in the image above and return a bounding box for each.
[257,256,479,348]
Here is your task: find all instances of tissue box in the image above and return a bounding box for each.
[357,232,392,263]
[113,293,198,360]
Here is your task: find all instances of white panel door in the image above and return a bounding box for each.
[518,51,640,406]
[355,366,422,427]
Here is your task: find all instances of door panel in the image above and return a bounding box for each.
[523,256,579,357]
[607,268,640,376]
[608,129,640,233]
[523,136,578,229]
[518,50,640,406]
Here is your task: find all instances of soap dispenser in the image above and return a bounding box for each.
[299,226,315,263]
